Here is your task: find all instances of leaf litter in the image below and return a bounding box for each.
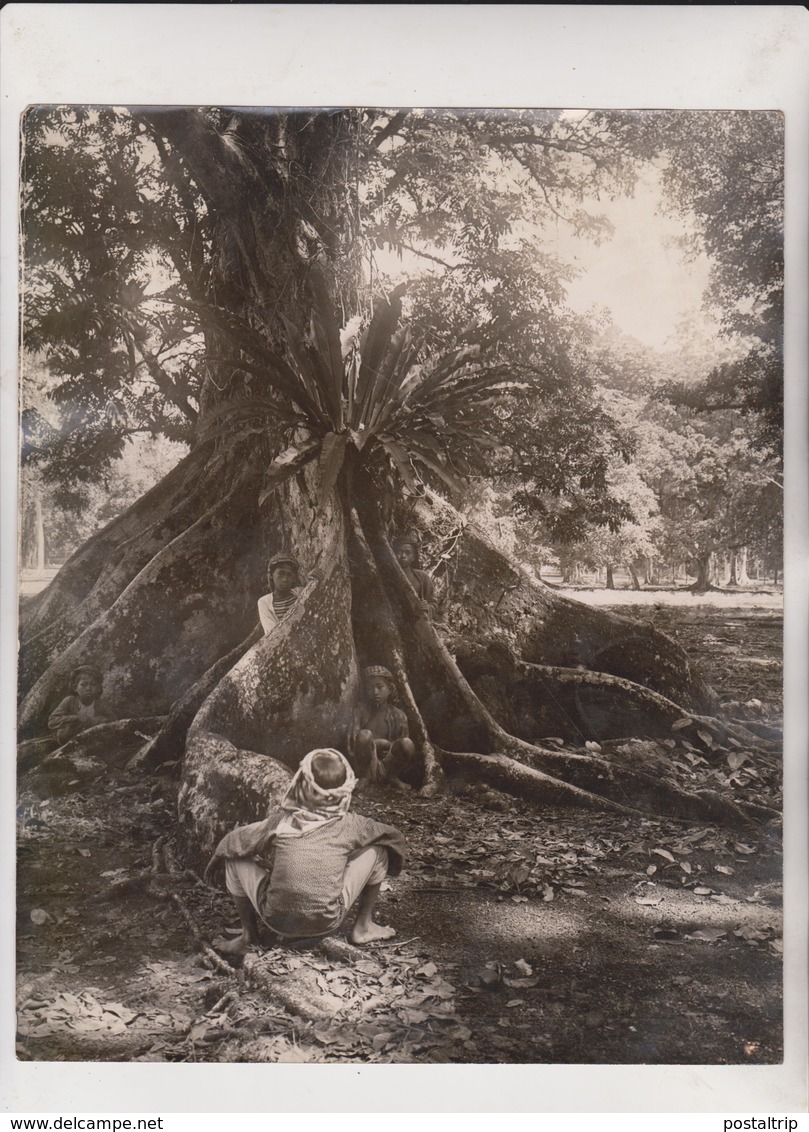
[15,602,784,1065]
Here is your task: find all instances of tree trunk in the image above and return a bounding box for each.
[18,442,741,848]
[628,562,642,590]
[691,553,713,593]
[734,547,750,586]
[562,560,581,584]
[21,491,45,572]
[605,564,615,590]
[717,553,731,587]
[16,107,766,845]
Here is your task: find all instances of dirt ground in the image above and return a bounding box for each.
[16,600,783,1065]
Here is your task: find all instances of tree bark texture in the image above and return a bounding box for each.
[18,440,756,851]
[17,107,773,846]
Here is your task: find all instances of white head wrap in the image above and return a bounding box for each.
[275,748,357,838]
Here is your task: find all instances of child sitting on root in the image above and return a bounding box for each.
[207,748,406,953]
[349,666,419,788]
[48,664,113,746]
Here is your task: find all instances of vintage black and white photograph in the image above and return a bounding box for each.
[12,101,789,1071]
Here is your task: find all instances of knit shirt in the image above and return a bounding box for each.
[257,588,300,635]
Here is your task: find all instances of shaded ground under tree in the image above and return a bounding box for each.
[16,601,782,1065]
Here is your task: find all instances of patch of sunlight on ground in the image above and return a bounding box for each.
[553,588,783,611]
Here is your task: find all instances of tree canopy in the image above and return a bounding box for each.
[22,106,782,542]
[18,105,783,839]
[643,110,784,456]
[21,107,661,515]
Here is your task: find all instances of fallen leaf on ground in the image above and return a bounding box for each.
[277,1047,308,1063]
[734,926,769,942]
[685,928,727,942]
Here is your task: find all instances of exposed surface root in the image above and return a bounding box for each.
[19,465,771,831]
[19,718,166,781]
[128,629,261,773]
[19,449,210,645]
[170,893,237,978]
[458,645,772,754]
[411,491,717,712]
[437,749,637,815]
[349,508,443,792]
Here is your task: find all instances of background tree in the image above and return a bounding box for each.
[568,324,783,593]
[641,110,784,457]
[18,106,778,847]
[549,461,661,590]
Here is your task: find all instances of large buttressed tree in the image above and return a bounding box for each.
[18,106,778,850]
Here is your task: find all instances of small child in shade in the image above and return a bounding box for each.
[349,666,419,787]
[48,664,113,745]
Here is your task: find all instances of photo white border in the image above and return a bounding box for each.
[2,3,807,1115]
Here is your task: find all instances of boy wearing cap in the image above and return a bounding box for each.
[257,554,301,635]
[48,664,113,745]
[392,536,436,616]
[207,748,406,952]
[350,666,418,787]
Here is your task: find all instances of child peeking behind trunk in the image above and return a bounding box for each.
[207,748,406,953]
[257,554,301,635]
[392,535,436,616]
[48,664,113,745]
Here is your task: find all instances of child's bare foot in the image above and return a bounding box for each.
[349,921,396,945]
[213,932,259,955]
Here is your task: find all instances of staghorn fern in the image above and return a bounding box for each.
[191,278,517,508]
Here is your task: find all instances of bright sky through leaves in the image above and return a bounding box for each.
[377,157,716,353]
[560,166,715,350]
